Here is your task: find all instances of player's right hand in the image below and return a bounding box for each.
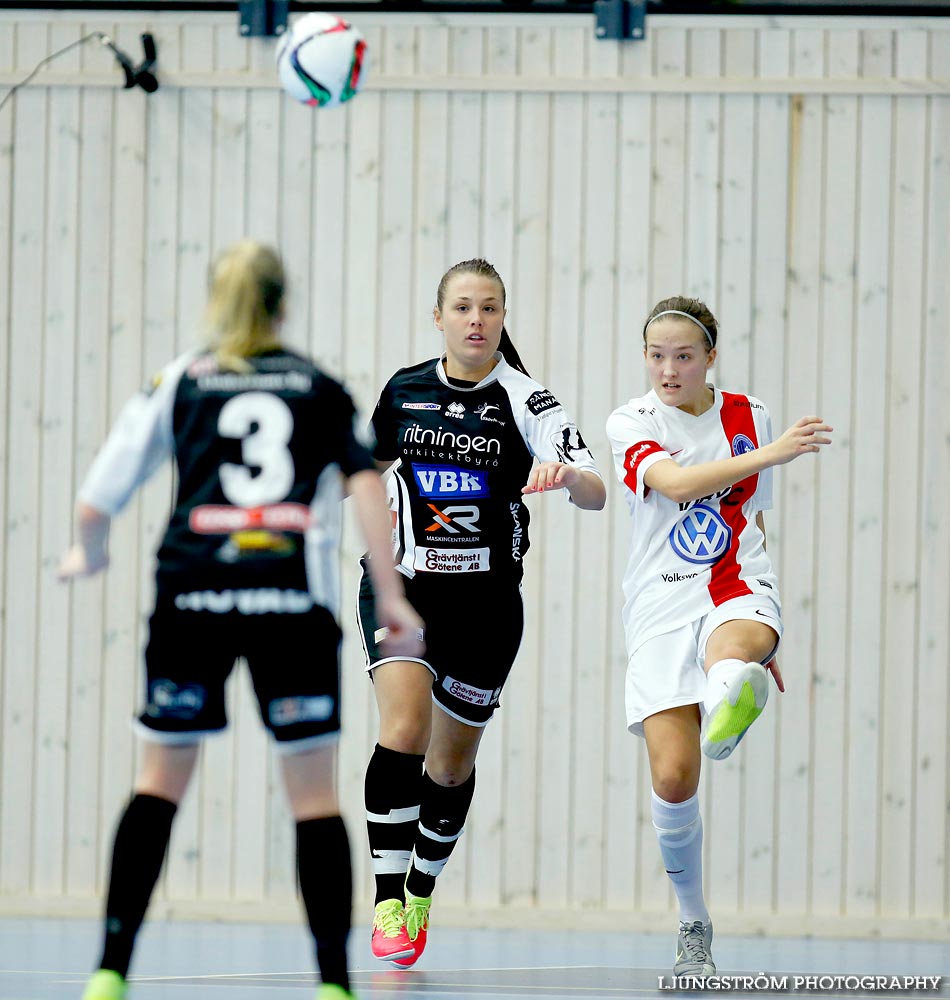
[56,544,109,581]
[769,416,832,465]
[376,595,426,660]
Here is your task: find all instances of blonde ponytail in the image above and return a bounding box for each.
[205,240,284,372]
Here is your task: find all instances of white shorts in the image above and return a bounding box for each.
[625,595,782,738]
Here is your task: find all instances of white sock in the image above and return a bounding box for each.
[703,658,747,715]
[651,789,709,924]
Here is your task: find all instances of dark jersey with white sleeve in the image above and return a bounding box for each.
[78,348,375,615]
[372,354,602,583]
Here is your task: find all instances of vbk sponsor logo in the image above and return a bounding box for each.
[402,402,441,410]
[446,401,466,419]
[413,546,490,572]
[732,433,756,456]
[147,680,206,719]
[669,504,732,565]
[526,389,559,416]
[425,504,480,535]
[552,424,589,464]
[269,695,334,726]
[412,464,489,498]
[442,676,495,707]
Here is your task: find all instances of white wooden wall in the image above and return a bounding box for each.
[0,9,948,938]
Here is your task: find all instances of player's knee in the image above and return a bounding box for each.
[652,768,699,804]
[380,721,430,756]
[423,756,473,787]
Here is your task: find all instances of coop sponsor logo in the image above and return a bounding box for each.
[412,464,489,498]
[442,676,494,707]
[413,546,490,573]
[190,503,311,534]
[268,695,334,727]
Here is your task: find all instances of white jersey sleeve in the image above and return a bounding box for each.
[495,367,603,501]
[77,352,193,516]
[605,405,673,502]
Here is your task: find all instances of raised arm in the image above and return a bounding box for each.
[645,416,832,504]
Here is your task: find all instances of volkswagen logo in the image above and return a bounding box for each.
[669,504,732,565]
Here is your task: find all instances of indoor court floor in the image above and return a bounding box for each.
[3,916,948,1000]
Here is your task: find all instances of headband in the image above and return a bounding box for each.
[644,309,714,349]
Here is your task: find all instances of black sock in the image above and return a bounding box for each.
[364,744,425,905]
[405,769,476,899]
[99,793,177,977]
[297,815,351,991]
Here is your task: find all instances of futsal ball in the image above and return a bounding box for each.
[276,13,368,108]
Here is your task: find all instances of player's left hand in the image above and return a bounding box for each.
[765,656,785,693]
[521,462,578,495]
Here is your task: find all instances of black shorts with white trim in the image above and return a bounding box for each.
[140,580,343,748]
[357,560,524,727]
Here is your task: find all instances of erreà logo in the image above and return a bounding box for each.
[669,504,731,565]
[446,401,465,418]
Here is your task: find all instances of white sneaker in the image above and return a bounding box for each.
[701,662,769,760]
[674,919,716,978]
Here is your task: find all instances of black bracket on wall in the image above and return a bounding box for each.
[594,0,646,40]
[238,0,289,37]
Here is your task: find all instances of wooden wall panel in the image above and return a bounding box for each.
[0,9,948,936]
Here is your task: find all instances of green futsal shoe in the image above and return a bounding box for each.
[81,969,127,1000]
[701,662,769,760]
[317,984,357,1000]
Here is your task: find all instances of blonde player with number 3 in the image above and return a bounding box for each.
[606,297,831,979]
[58,240,423,1000]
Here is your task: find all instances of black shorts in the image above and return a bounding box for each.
[140,585,342,752]
[357,563,524,727]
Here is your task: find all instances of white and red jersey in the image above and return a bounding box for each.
[606,386,780,657]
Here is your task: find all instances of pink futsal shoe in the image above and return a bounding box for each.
[388,888,431,968]
[371,898,414,962]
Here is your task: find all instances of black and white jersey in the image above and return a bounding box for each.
[78,348,375,614]
[372,354,602,582]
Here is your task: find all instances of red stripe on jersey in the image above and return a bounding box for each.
[623,440,665,496]
[708,393,759,606]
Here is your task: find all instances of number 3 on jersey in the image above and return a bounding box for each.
[218,392,295,506]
